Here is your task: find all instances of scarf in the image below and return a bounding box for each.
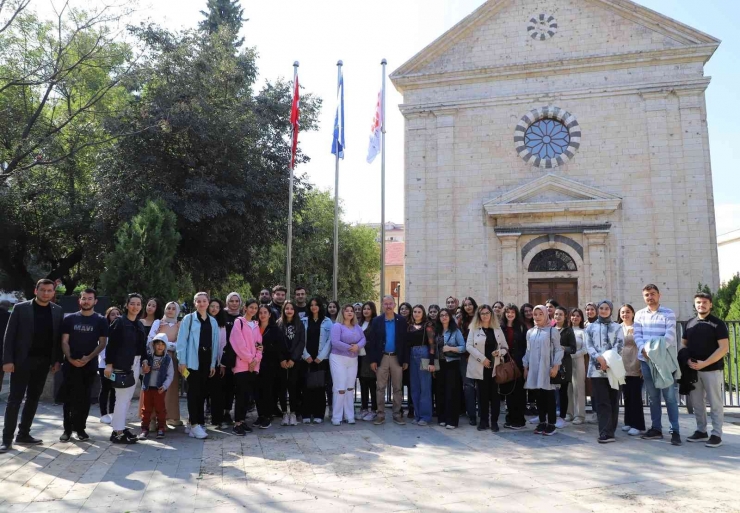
[162,301,180,325]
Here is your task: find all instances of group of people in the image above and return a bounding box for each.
[0,280,729,452]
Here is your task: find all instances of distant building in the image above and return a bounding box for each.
[365,222,405,243]
[384,242,405,305]
[718,230,740,284]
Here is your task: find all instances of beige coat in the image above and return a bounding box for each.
[466,326,508,380]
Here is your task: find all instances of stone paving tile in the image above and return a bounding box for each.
[0,401,739,512]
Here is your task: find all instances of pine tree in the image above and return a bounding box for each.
[101,201,182,305]
[199,0,245,46]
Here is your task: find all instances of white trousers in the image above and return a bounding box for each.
[329,353,358,423]
[111,356,141,431]
[569,356,586,421]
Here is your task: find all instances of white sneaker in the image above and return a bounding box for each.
[445,425,456,430]
[622,425,632,432]
[332,420,341,426]
[185,425,191,435]
[99,414,112,424]
[281,413,290,426]
[628,428,641,436]
[313,418,323,424]
[192,424,208,439]
[555,418,567,429]
[303,417,312,424]
[359,409,368,418]
[362,412,377,421]
[188,425,196,438]
[418,420,428,426]
[289,413,298,426]
[529,416,540,425]
[564,414,574,422]
[347,419,356,425]
[572,418,584,425]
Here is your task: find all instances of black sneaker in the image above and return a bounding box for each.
[259,418,272,429]
[232,424,246,437]
[670,432,682,446]
[243,423,253,433]
[59,431,72,442]
[491,424,500,433]
[534,423,546,435]
[687,431,709,443]
[110,431,136,444]
[156,430,165,439]
[75,430,90,442]
[123,428,137,441]
[223,412,233,425]
[641,428,663,440]
[477,423,489,431]
[705,435,722,448]
[598,435,616,444]
[0,442,11,453]
[543,424,557,436]
[468,418,477,426]
[15,434,42,445]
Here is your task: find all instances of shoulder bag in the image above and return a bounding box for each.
[109,370,135,389]
[220,318,239,369]
[549,327,567,385]
[495,353,521,385]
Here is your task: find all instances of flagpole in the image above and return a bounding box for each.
[380,58,387,302]
[286,61,299,298]
[333,60,343,301]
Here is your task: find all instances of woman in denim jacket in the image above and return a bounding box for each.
[300,298,333,423]
[435,308,466,429]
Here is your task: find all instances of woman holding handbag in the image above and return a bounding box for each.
[406,305,435,426]
[229,299,261,435]
[436,308,466,429]
[466,304,508,432]
[301,298,333,424]
[523,305,564,436]
[553,306,576,429]
[105,293,150,444]
[502,304,527,430]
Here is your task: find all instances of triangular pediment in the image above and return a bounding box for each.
[484,174,622,217]
[391,0,719,84]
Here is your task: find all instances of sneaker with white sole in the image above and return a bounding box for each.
[99,414,112,424]
[313,418,323,424]
[621,425,632,432]
[332,420,341,426]
[289,413,298,426]
[445,425,456,430]
[529,416,540,425]
[555,418,567,429]
[303,417,312,424]
[281,413,290,426]
[418,420,428,426]
[191,424,208,439]
[362,411,377,422]
[564,414,574,422]
[572,418,584,425]
[628,428,641,436]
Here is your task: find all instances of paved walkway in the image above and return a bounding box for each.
[0,399,739,512]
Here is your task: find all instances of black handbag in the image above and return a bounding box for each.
[110,370,135,389]
[548,328,568,385]
[306,369,326,389]
[220,319,240,369]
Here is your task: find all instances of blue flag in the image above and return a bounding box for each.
[331,68,345,159]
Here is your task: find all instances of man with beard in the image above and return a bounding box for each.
[294,287,308,321]
[269,285,287,321]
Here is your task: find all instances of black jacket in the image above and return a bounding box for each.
[278,319,306,363]
[368,314,408,366]
[2,299,63,366]
[558,326,576,383]
[677,347,698,395]
[260,324,289,363]
[105,316,147,371]
[504,324,527,369]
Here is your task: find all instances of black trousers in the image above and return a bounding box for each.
[403,367,413,414]
[622,376,645,431]
[186,350,212,426]
[98,368,116,416]
[477,370,500,427]
[536,388,557,425]
[358,355,377,411]
[592,377,619,438]
[504,375,526,427]
[62,363,97,433]
[442,359,461,427]
[3,356,50,443]
[558,383,570,419]
[221,366,235,414]
[434,359,447,423]
[233,371,256,423]
[302,361,327,419]
[208,370,223,425]
[258,359,279,421]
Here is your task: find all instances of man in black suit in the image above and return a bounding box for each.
[1,279,63,452]
[0,300,10,393]
[368,295,408,425]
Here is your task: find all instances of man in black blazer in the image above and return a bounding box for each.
[1,279,63,452]
[368,295,408,425]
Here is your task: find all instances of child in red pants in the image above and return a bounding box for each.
[140,335,174,439]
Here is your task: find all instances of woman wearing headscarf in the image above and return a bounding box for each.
[523,305,564,436]
[147,301,182,427]
[585,300,624,444]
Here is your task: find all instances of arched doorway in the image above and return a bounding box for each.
[527,248,579,308]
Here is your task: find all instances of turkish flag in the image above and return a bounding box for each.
[290,74,300,169]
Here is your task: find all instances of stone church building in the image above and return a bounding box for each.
[390,0,721,318]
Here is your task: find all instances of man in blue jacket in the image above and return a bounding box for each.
[368,295,408,425]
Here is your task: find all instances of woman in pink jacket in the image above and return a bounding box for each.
[229,299,262,435]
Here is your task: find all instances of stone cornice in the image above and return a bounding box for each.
[399,77,711,116]
[495,224,612,236]
[392,45,717,92]
[486,199,622,217]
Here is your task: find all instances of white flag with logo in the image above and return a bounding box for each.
[366,91,382,164]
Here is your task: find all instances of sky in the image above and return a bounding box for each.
[32,0,740,233]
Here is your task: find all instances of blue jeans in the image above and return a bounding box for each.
[460,357,477,421]
[410,346,433,422]
[640,361,679,434]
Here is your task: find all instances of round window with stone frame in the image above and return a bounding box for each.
[527,14,558,41]
[514,107,581,169]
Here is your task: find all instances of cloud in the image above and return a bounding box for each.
[715,204,740,236]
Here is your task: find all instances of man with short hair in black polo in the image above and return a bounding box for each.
[60,288,109,442]
[1,279,63,452]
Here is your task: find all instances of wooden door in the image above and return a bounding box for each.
[528,279,578,309]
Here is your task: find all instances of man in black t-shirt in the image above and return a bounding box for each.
[60,289,109,442]
[682,292,729,448]
[294,287,308,321]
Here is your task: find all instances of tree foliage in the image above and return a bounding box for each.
[698,274,740,320]
[252,189,380,303]
[199,0,245,46]
[100,200,182,305]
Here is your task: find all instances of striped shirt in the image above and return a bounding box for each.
[633,305,676,362]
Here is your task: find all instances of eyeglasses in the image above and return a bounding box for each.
[479,311,492,316]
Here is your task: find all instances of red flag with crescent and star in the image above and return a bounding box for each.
[290,74,300,169]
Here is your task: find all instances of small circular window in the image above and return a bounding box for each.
[514,106,581,168]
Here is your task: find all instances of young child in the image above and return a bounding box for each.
[140,334,174,439]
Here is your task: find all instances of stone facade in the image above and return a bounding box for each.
[390,0,720,318]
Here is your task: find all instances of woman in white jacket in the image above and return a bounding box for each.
[569,308,588,425]
[466,304,508,432]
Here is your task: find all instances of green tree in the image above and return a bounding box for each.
[199,0,245,46]
[252,189,380,303]
[100,200,182,305]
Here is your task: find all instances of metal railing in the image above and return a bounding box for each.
[719,321,740,406]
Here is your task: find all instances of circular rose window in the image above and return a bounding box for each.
[514,106,581,168]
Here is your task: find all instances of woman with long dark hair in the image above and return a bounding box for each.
[255,304,288,429]
[553,306,575,429]
[398,302,413,323]
[301,298,333,424]
[460,297,478,425]
[519,303,534,330]
[569,308,588,425]
[358,301,378,421]
[326,301,340,323]
[98,307,121,424]
[398,301,413,417]
[277,300,306,426]
[228,298,261,435]
[141,298,163,331]
[502,304,527,429]
[435,308,465,428]
[208,298,228,429]
[618,304,645,436]
[407,305,435,425]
